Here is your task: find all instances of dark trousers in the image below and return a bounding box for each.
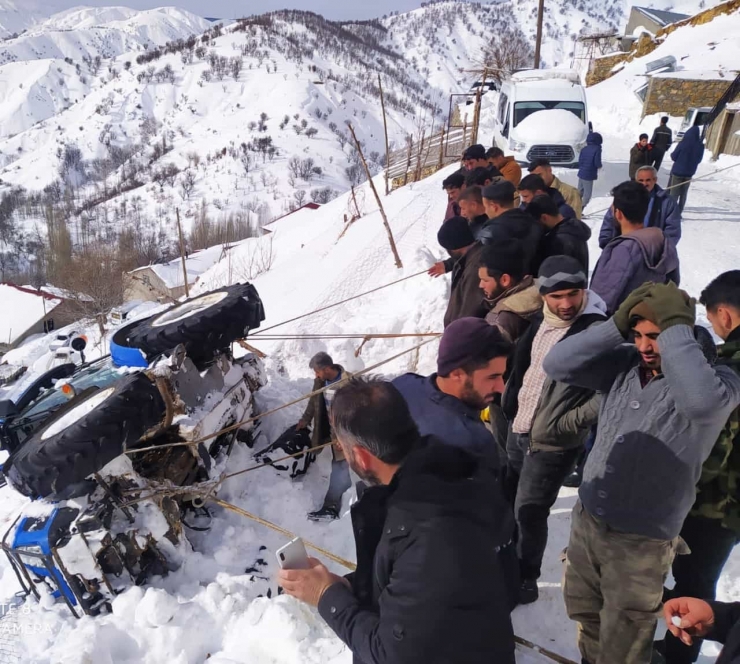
[668,174,692,213]
[515,445,581,580]
[504,430,527,505]
[652,149,666,171]
[663,515,739,663]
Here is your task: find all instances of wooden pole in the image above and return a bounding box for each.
[437,126,446,169]
[347,123,403,269]
[378,74,391,196]
[534,0,545,69]
[403,135,413,186]
[175,208,190,298]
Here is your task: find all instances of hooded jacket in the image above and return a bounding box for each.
[598,184,682,248]
[551,176,583,220]
[590,227,680,314]
[393,373,503,471]
[540,217,591,274]
[502,291,607,452]
[318,438,516,664]
[443,242,486,327]
[577,132,603,181]
[484,276,543,343]
[629,142,653,180]
[671,125,705,178]
[478,208,545,276]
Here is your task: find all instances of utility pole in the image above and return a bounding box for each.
[378,74,391,196]
[534,0,545,69]
[175,208,190,298]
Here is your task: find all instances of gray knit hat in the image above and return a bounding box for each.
[537,255,587,295]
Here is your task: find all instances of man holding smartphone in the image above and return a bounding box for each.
[279,377,516,664]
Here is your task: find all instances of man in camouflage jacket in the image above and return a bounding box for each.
[662,270,740,664]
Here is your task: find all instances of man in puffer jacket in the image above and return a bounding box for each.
[577,131,603,208]
[591,181,680,314]
[669,125,705,213]
[598,165,682,248]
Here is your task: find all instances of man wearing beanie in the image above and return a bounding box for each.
[393,318,519,609]
[432,217,486,327]
[501,256,607,606]
[544,282,740,664]
[479,180,545,276]
[479,240,542,344]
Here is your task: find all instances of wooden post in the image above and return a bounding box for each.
[437,126,446,169]
[534,0,545,69]
[378,74,391,196]
[403,135,413,186]
[175,208,190,298]
[347,123,403,269]
[415,131,425,182]
[461,115,468,163]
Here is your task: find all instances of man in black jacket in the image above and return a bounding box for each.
[502,256,607,604]
[279,377,516,664]
[480,180,545,276]
[526,194,591,273]
[518,174,578,220]
[664,597,740,664]
[651,116,673,172]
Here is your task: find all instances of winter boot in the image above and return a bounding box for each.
[307,505,339,522]
[519,578,539,605]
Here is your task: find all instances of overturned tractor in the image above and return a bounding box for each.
[1,283,266,617]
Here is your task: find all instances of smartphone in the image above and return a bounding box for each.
[276,537,310,570]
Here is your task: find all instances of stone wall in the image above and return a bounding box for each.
[643,77,732,116]
[586,52,629,86]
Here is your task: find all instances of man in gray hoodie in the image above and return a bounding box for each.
[590,181,680,314]
[543,282,740,664]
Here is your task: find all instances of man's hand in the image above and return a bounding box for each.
[643,282,696,331]
[613,282,655,337]
[278,557,349,607]
[428,262,446,278]
[664,597,715,645]
[296,419,308,431]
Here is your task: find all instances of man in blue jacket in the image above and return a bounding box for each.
[669,125,705,213]
[577,131,603,208]
[598,165,682,248]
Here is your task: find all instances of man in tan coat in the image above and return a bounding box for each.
[297,352,352,521]
[528,158,583,220]
[487,147,522,186]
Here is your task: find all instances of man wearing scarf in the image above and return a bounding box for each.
[501,255,608,605]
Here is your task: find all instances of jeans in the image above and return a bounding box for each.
[504,430,528,505]
[564,501,682,664]
[578,179,594,208]
[668,174,692,213]
[323,459,352,511]
[663,515,739,663]
[515,446,581,580]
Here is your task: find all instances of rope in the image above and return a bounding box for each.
[581,160,740,221]
[125,336,440,456]
[251,269,429,336]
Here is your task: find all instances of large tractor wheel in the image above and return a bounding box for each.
[4,373,166,499]
[126,283,264,362]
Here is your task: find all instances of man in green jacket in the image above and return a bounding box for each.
[297,352,352,522]
[661,270,740,664]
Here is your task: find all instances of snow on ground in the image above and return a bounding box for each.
[0,131,738,661]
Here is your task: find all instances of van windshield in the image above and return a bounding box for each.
[694,111,711,127]
[513,101,586,127]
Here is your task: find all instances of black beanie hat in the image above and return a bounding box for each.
[480,240,525,280]
[537,255,587,294]
[438,317,508,376]
[438,216,475,251]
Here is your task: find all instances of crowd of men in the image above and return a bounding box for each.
[278,145,740,664]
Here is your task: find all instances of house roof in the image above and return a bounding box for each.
[632,6,690,27]
[0,283,62,347]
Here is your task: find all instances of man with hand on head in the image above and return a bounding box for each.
[278,377,516,664]
[543,282,740,664]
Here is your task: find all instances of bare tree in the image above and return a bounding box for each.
[293,190,307,207]
[180,169,196,200]
[484,28,535,81]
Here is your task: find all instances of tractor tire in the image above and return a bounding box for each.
[126,283,264,362]
[4,373,166,499]
[110,319,149,368]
